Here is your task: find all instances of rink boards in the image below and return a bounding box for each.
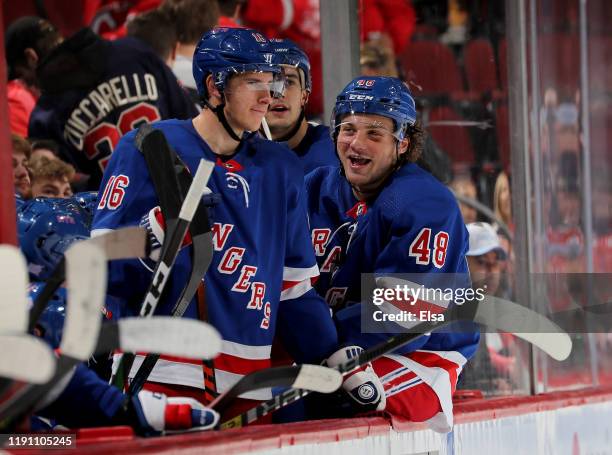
[4,385,612,454]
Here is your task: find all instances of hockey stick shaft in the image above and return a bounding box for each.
[128,129,216,397]
[211,364,342,416]
[138,158,213,317]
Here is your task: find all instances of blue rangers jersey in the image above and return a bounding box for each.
[92,119,337,400]
[292,123,337,174]
[305,164,479,431]
[29,28,198,189]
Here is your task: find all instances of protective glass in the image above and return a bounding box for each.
[225,70,287,99]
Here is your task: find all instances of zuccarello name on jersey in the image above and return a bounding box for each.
[64,73,160,150]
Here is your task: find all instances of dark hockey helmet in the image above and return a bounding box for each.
[72,191,99,228]
[29,282,66,349]
[331,76,417,142]
[269,38,312,92]
[192,27,282,99]
[18,199,90,280]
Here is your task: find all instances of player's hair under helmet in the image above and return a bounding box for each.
[331,76,417,142]
[193,27,283,141]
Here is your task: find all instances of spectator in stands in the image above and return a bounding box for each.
[30,139,60,162]
[466,222,506,295]
[217,0,245,27]
[458,221,517,394]
[127,8,178,67]
[450,174,478,223]
[493,171,513,232]
[28,25,198,189]
[360,0,416,56]
[12,134,32,199]
[5,16,63,137]
[360,38,398,77]
[29,157,75,199]
[161,0,220,98]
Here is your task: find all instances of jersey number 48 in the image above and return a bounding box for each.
[408,228,449,268]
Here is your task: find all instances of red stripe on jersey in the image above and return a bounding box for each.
[214,352,271,376]
[281,276,319,292]
[408,351,461,393]
[388,297,447,314]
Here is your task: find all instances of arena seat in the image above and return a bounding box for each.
[464,39,499,94]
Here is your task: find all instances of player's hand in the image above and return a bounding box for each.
[325,346,386,412]
[140,187,218,261]
[131,390,219,435]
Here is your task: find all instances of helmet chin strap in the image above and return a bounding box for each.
[275,108,306,143]
[204,98,243,143]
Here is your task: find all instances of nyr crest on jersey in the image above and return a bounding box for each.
[215,157,244,172]
[346,201,367,219]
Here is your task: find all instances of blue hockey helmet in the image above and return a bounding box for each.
[18,198,90,280]
[193,27,282,99]
[29,282,66,349]
[72,191,98,228]
[269,38,312,92]
[331,76,417,141]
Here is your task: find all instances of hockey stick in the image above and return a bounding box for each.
[115,157,214,389]
[210,364,342,416]
[220,278,572,429]
[95,317,222,359]
[136,158,213,317]
[0,246,29,334]
[127,127,216,396]
[0,335,55,384]
[376,277,572,361]
[28,226,148,332]
[0,241,107,428]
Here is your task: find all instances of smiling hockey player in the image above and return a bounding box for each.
[305,76,479,432]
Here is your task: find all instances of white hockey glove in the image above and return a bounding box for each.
[140,188,219,262]
[325,346,386,412]
[131,390,219,435]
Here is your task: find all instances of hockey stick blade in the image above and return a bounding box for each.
[95,317,222,359]
[138,158,214,317]
[376,277,572,361]
[0,335,55,383]
[28,227,148,332]
[61,242,107,359]
[0,241,107,426]
[0,246,29,334]
[211,364,342,416]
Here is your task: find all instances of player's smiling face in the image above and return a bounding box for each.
[266,66,307,136]
[224,72,274,132]
[336,113,408,200]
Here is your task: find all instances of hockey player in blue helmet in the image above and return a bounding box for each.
[92,26,338,421]
[192,27,286,142]
[303,76,479,431]
[265,38,337,174]
[17,198,90,280]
